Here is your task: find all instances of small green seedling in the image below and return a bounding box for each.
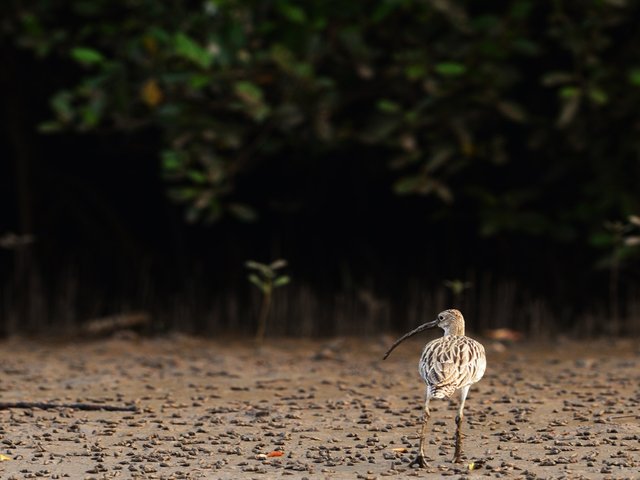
[444,279,472,298]
[245,259,290,342]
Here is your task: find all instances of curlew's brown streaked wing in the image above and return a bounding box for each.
[419,335,486,398]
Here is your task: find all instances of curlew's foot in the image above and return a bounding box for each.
[409,454,428,468]
[453,453,463,464]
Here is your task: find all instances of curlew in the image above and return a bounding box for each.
[383,308,486,467]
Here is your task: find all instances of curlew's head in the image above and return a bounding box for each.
[434,309,465,336]
[383,309,465,360]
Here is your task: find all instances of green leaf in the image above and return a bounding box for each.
[174,33,212,69]
[270,259,288,270]
[80,104,100,128]
[628,68,640,87]
[161,150,183,172]
[425,148,453,172]
[228,203,258,222]
[234,81,264,104]
[157,104,182,120]
[556,94,580,128]
[497,101,527,123]
[273,275,290,287]
[293,62,313,78]
[377,99,401,113]
[72,2,102,16]
[444,279,471,295]
[38,121,62,133]
[541,71,574,87]
[510,0,533,19]
[146,26,171,44]
[20,13,43,36]
[70,47,104,65]
[405,64,427,81]
[50,91,74,122]
[588,88,608,105]
[512,38,539,56]
[372,0,400,22]
[245,261,271,277]
[434,62,466,76]
[234,81,269,121]
[589,232,613,248]
[559,86,580,99]
[277,2,307,23]
[169,187,198,202]
[393,175,424,195]
[190,73,211,89]
[187,169,207,184]
[270,44,295,71]
[431,179,453,203]
[248,274,266,292]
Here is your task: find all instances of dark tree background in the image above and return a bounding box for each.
[1,0,639,337]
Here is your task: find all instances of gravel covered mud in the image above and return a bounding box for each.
[0,334,639,479]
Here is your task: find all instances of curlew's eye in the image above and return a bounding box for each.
[438,314,443,320]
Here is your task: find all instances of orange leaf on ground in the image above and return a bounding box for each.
[484,328,523,341]
[267,450,284,457]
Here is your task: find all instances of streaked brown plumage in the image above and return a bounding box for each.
[420,333,486,399]
[383,308,486,467]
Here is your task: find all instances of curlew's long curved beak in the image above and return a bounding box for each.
[383,319,438,360]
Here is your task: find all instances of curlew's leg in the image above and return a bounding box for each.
[409,392,431,468]
[453,385,470,463]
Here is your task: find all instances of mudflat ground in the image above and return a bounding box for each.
[0,334,638,479]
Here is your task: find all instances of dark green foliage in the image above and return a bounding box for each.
[4,0,640,243]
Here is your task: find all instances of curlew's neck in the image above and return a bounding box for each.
[442,319,465,336]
